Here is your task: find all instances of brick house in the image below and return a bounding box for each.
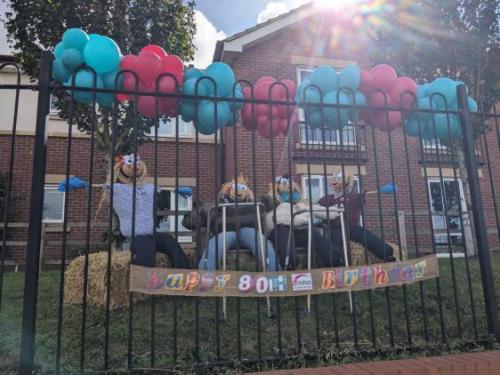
[1,3,499,267]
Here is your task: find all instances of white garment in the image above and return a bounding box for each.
[110,183,156,238]
[265,201,340,231]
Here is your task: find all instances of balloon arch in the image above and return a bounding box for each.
[52,28,477,141]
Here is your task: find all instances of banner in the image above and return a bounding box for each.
[130,255,439,297]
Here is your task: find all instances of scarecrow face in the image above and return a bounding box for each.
[331,172,354,195]
[219,175,254,202]
[270,176,302,203]
[117,154,148,184]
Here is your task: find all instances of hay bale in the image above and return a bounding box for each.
[349,241,407,266]
[64,251,169,309]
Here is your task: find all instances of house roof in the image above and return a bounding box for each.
[213,1,319,63]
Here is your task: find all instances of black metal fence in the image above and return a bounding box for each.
[0,51,500,374]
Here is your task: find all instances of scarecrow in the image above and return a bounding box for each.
[263,175,345,270]
[183,175,280,272]
[318,171,396,262]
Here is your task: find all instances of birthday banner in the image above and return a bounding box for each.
[130,255,439,297]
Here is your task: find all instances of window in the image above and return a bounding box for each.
[296,67,356,146]
[50,94,59,114]
[427,178,466,251]
[301,174,359,204]
[43,185,65,223]
[157,189,192,242]
[148,117,193,138]
[422,138,447,151]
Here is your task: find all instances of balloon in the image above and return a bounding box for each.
[228,88,244,111]
[351,91,366,119]
[323,91,351,128]
[52,58,72,83]
[102,70,123,89]
[430,77,456,102]
[417,84,429,98]
[241,105,257,130]
[116,93,128,102]
[83,35,121,74]
[120,54,138,71]
[389,77,417,110]
[310,65,338,95]
[180,102,196,122]
[338,66,361,90]
[182,77,210,106]
[62,28,89,52]
[370,68,396,92]
[295,79,311,103]
[404,118,424,137]
[140,44,167,58]
[184,67,204,81]
[281,79,296,99]
[372,111,402,132]
[161,54,184,85]
[468,97,478,112]
[54,42,66,59]
[304,109,323,128]
[414,97,433,121]
[134,51,162,85]
[429,114,460,139]
[258,117,282,138]
[197,100,232,133]
[68,69,104,104]
[430,94,457,110]
[204,62,235,96]
[97,92,115,107]
[254,78,275,100]
[367,91,392,108]
[137,95,159,118]
[303,89,321,105]
[359,69,372,93]
[61,48,84,70]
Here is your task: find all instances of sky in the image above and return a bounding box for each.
[0,1,312,67]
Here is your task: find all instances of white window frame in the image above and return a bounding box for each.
[157,188,192,243]
[426,177,469,257]
[49,94,59,114]
[296,67,357,146]
[422,138,447,151]
[148,117,193,139]
[301,174,360,203]
[43,185,65,223]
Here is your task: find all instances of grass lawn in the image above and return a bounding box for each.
[1,256,499,374]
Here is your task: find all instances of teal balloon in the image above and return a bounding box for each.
[102,70,123,89]
[310,65,338,96]
[430,114,460,139]
[468,97,478,112]
[67,70,104,104]
[404,118,423,137]
[61,48,83,70]
[184,67,204,81]
[62,28,89,52]
[183,78,210,106]
[351,91,366,119]
[430,94,457,110]
[52,58,71,83]
[338,67,361,90]
[204,62,235,96]
[228,86,244,111]
[83,35,121,74]
[414,97,433,120]
[197,100,232,134]
[96,92,115,107]
[430,78,456,102]
[304,109,323,128]
[417,84,429,99]
[323,90,351,128]
[295,79,311,104]
[180,102,196,122]
[54,42,66,59]
[304,89,321,105]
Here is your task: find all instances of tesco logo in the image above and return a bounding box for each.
[291,273,313,291]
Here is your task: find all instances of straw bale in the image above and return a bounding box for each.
[350,241,407,266]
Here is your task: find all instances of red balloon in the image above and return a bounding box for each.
[254,80,274,100]
[241,105,257,130]
[359,69,372,93]
[120,54,138,72]
[367,91,392,108]
[255,76,275,87]
[389,77,417,110]
[257,117,281,138]
[135,51,162,85]
[161,54,184,85]
[158,78,178,112]
[254,104,268,116]
[277,103,295,118]
[123,74,139,100]
[370,64,397,79]
[140,44,167,58]
[281,79,296,99]
[242,86,252,99]
[372,111,402,131]
[137,95,159,118]
[370,69,395,92]
[269,84,286,100]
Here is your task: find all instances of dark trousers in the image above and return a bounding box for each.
[330,223,394,261]
[131,232,191,268]
[270,225,345,269]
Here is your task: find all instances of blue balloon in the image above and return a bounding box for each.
[304,108,323,128]
[67,69,104,104]
[62,28,89,52]
[204,62,235,96]
[295,79,311,104]
[310,65,338,96]
[404,118,423,137]
[54,42,66,59]
[197,100,232,134]
[323,90,351,128]
[416,84,429,99]
[184,67,204,81]
[183,78,210,105]
[83,35,121,74]
[468,97,478,112]
[180,102,196,122]
[429,93,457,110]
[97,92,115,107]
[304,89,321,105]
[430,114,460,139]
[102,70,123,89]
[52,58,72,83]
[228,86,244,111]
[338,67,361,91]
[430,78,456,103]
[61,48,83,70]
[351,91,366,119]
